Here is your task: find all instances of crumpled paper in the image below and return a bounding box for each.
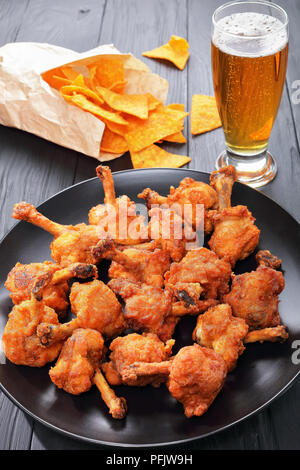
[0,42,169,161]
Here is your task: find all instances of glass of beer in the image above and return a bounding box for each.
[211,1,289,187]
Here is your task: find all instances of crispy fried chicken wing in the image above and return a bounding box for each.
[49,328,104,394]
[164,247,232,304]
[93,238,171,288]
[37,279,125,346]
[108,278,177,341]
[12,202,104,267]
[5,262,97,317]
[208,166,260,267]
[89,166,148,245]
[193,304,249,371]
[50,328,127,419]
[223,266,285,330]
[122,344,227,418]
[2,273,63,367]
[139,177,218,235]
[102,333,174,387]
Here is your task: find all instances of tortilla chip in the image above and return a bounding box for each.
[96,86,148,119]
[93,57,125,89]
[104,119,128,136]
[167,103,185,111]
[142,35,190,70]
[69,94,128,125]
[109,80,127,93]
[163,131,186,143]
[165,105,189,121]
[125,109,182,152]
[60,85,104,106]
[147,93,162,111]
[100,128,129,154]
[46,75,72,89]
[61,67,79,81]
[130,144,191,168]
[191,95,222,135]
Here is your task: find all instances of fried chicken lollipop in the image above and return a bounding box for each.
[223,252,285,330]
[37,279,125,346]
[122,344,227,418]
[93,238,171,288]
[2,272,63,367]
[12,203,106,267]
[208,166,260,267]
[139,176,218,235]
[193,304,249,371]
[89,166,148,245]
[102,333,174,387]
[50,328,127,419]
[164,247,232,305]
[193,304,288,371]
[108,278,178,342]
[5,262,97,318]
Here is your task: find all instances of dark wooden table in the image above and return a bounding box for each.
[0,0,299,451]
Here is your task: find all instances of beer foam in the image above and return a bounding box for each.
[213,12,288,57]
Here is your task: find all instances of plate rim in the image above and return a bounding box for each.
[1,167,300,448]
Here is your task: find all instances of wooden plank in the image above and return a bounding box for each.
[0,0,106,451]
[0,0,37,452]
[74,0,189,183]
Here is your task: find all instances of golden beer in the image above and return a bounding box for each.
[212,11,288,157]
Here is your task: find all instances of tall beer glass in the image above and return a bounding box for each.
[212,1,289,187]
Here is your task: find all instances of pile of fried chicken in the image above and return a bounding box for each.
[2,164,288,420]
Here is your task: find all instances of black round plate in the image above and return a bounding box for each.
[1,168,300,448]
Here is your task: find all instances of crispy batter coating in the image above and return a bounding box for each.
[5,262,97,317]
[49,328,104,395]
[2,275,62,367]
[12,202,104,267]
[165,247,232,303]
[37,280,125,346]
[5,261,67,313]
[108,278,178,341]
[49,328,127,419]
[223,266,285,330]
[89,166,148,245]
[123,344,227,418]
[208,205,260,267]
[193,304,249,371]
[167,345,227,418]
[93,238,171,288]
[102,333,174,387]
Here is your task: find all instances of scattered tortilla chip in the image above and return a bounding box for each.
[69,94,128,125]
[147,93,162,111]
[100,128,129,154]
[96,86,148,119]
[142,35,190,70]
[125,109,182,152]
[165,105,189,121]
[167,103,185,111]
[163,131,186,143]
[60,85,104,106]
[191,95,221,135]
[130,144,191,168]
